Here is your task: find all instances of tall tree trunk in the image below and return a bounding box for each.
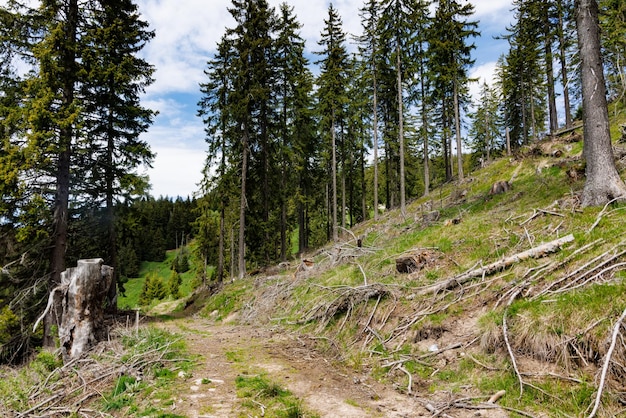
[396,47,406,216]
[361,143,366,222]
[331,111,338,242]
[373,69,379,220]
[530,81,538,140]
[442,100,451,181]
[45,0,78,348]
[557,0,573,128]
[217,203,225,282]
[576,0,626,206]
[453,78,464,180]
[105,106,117,313]
[238,124,249,279]
[545,15,559,134]
[485,108,491,162]
[506,127,512,156]
[420,54,430,196]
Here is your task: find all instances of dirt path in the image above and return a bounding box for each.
[156,316,426,417]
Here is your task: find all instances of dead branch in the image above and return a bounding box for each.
[487,389,506,403]
[587,307,626,418]
[587,197,621,234]
[398,365,412,395]
[418,342,463,360]
[546,245,626,296]
[521,208,564,226]
[303,284,390,327]
[417,234,574,296]
[503,311,524,398]
[452,402,537,418]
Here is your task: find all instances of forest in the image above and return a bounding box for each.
[0,0,625,364]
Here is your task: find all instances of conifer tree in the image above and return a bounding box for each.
[357,0,382,219]
[576,0,626,206]
[316,4,350,242]
[198,34,234,282]
[379,0,422,215]
[600,0,626,105]
[428,0,478,181]
[274,4,314,258]
[469,82,503,164]
[80,0,156,310]
[0,0,156,347]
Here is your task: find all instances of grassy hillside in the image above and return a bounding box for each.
[118,244,208,313]
[190,107,626,416]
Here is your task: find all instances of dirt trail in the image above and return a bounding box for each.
[155,316,510,418]
[156,316,426,417]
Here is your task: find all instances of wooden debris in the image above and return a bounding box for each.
[422,210,440,224]
[587,307,626,418]
[489,180,511,195]
[395,250,434,274]
[416,234,575,296]
[487,390,506,404]
[303,283,390,326]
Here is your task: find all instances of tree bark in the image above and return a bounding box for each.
[238,123,249,279]
[373,59,379,219]
[58,259,113,361]
[545,14,558,134]
[576,0,626,206]
[454,78,464,180]
[557,0,573,128]
[397,45,406,216]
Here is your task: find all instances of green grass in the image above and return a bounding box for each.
[118,247,205,310]
[235,374,318,418]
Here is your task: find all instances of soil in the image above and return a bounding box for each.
[155,315,510,418]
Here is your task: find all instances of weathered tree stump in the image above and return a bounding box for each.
[396,250,434,274]
[58,258,113,361]
[489,180,512,195]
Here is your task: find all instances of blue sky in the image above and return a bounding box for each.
[127,0,517,198]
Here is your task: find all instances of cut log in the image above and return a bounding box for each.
[417,234,574,295]
[58,258,113,361]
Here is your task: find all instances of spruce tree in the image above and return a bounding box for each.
[315,4,350,242]
[428,0,478,181]
[80,0,156,311]
[274,4,315,257]
[198,34,235,282]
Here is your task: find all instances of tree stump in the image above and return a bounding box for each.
[58,258,113,361]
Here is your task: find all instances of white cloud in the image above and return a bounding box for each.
[469,61,499,104]
[145,146,206,198]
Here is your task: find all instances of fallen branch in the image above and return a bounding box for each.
[398,365,412,395]
[503,311,524,398]
[488,389,506,404]
[587,307,626,418]
[587,197,621,234]
[417,234,574,296]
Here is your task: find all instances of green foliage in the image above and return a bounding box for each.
[138,273,167,306]
[0,306,19,344]
[168,270,182,299]
[171,246,190,273]
[118,243,140,279]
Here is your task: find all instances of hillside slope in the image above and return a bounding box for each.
[194,125,626,416]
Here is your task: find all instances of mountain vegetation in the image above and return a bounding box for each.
[1,0,626,415]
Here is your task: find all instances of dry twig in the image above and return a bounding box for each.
[587,307,626,418]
